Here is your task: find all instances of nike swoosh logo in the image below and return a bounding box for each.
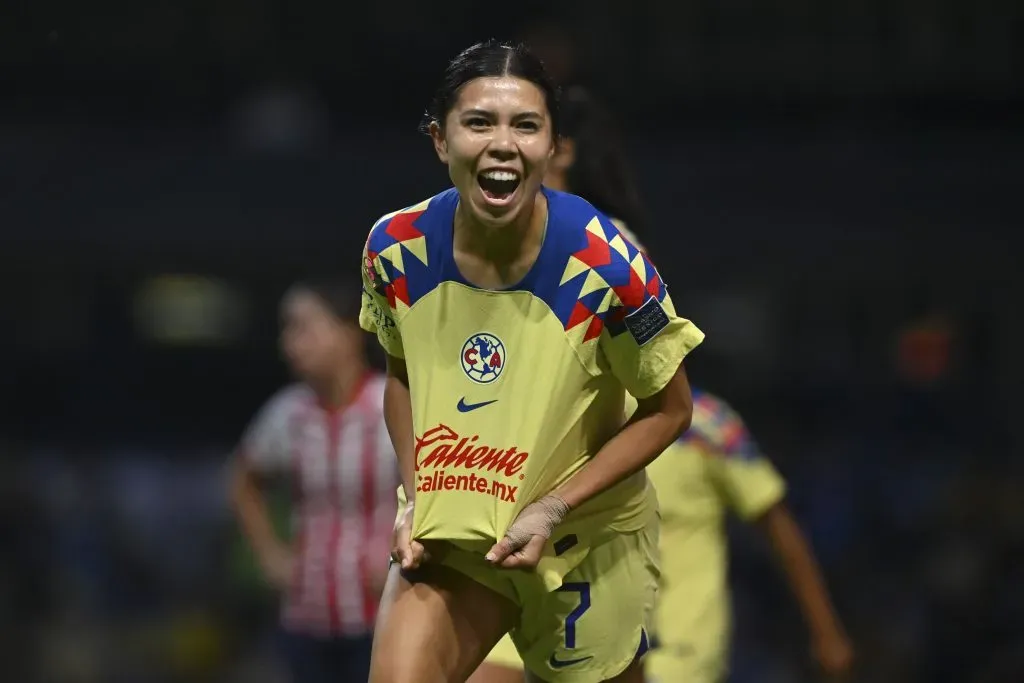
[456,398,497,413]
[549,653,593,669]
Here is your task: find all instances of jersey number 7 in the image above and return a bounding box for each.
[548,582,594,669]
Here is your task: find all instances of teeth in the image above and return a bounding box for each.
[481,170,518,181]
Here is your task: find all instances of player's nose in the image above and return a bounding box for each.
[486,125,517,159]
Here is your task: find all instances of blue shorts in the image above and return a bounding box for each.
[278,629,373,683]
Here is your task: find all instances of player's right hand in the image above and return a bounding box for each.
[812,631,854,679]
[392,502,429,570]
[259,543,295,589]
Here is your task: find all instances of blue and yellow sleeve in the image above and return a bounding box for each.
[599,255,704,398]
[702,402,786,519]
[360,225,405,359]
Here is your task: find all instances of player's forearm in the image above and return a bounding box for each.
[230,462,284,557]
[383,354,418,503]
[761,505,847,642]
[553,371,692,510]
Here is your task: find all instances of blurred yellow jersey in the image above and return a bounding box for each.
[640,389,786,683]
[359,188,704,557]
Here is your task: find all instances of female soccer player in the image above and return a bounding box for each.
[230,280,399,683]
[360,41,704,683]
[472,87,854,683]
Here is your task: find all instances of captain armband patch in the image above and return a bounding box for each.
[624,297,670,346]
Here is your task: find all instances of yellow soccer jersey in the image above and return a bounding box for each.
[359,188,704,552]
[638,389,787,680]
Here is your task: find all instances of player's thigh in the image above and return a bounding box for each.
[471,634,526,683]
[468,662,526,683]
[370,560,519,683]
[516,527,659,683]
[522,661,643,683]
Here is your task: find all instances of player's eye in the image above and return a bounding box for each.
[465,117,490,130]
[517,120,541,132]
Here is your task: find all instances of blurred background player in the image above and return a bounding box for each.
[642,389,853,683]
[471,87,852,683]
[229,280,399,683]
[540,87,648,241]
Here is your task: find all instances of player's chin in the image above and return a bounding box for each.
[290,360,324,382]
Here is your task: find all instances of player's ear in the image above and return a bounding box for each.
[429,121,449,164]
[552,137,573,169]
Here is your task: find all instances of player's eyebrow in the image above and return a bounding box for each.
[460,108,494,119]
[459,109,544,121]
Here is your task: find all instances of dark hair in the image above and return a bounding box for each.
[420,39,561,139]
[288,279,362,324]
[560,86,648,237]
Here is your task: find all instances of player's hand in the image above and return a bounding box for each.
[258,543,294,590]
[812,631,854,679]
[485,495,570,570]
[391,502,430,570]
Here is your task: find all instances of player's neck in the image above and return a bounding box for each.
[454,192,546,266]
[314,360,368,411]
[543,173,567,192]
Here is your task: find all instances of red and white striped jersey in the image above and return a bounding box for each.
[240,372,398,637]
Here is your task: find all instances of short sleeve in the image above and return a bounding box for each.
[600,255,704,398]
[360,234,405,359]
[238,392,293,473]
[699,400,786,519]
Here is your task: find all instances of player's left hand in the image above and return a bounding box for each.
[485,495,570,570]
[812,631,854,679]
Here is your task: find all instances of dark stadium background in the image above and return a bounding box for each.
[1,1,1021,681]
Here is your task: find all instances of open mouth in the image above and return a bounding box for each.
[477,169,522,204]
